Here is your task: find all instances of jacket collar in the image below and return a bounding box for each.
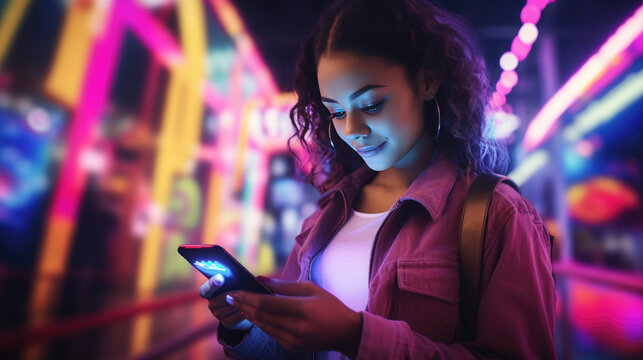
[316,151,461,220]
[399,151,461,220]
[316,164,378,207]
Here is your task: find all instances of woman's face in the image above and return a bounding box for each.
[317,52,437,171]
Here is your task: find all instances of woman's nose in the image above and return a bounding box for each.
[344,113,370,140]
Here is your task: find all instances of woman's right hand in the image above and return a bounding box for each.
[199,274,254,331]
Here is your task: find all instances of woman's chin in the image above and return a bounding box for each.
[363,158,392,172]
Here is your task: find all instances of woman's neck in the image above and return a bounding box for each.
[371,131,435,191]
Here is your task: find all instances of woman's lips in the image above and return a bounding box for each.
[356,142,386,157]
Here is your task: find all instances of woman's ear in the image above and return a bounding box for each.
[417,72,440,100]
[423,78,440,100]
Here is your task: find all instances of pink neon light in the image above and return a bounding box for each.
[491,92,506,108]
[203,83,228,113]
[236,34,279,97]
[527,0,552,11]
[511,37,532,61]
[122,0,231,115]
[197,146,220,163]
[121,0,184,68]
[635,33,643,52]
[0,174,10,201]
[495,81,511,95]
[51,0,126,218]
[569,280,643,355]
[521,5,541,24]
[208,0,279,97]
[574,140,594,158]
[523,4,643,150]
[500,70,519,89]
[584,34,642,101]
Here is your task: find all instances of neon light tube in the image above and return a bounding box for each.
[523,5,643,150]
[0,0,33,68]
[122,0,184,68]
[563,67,643,142]
[507,149,549,186]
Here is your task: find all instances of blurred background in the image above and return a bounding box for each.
[0,0,641,359]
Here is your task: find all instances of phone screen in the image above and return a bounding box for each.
[178,245,273,296]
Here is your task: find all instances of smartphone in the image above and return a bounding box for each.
[178,244,273,297]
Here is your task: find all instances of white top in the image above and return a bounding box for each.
[311,207,390,311]
[311,207,390,360]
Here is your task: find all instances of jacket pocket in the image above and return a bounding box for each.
[394,260,460,344]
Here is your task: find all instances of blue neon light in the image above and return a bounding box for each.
[0,106,63,229]
[194,260,231,277]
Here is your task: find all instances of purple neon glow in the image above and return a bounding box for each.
[26,108,51,133]
[524,4,643,150]
[51,0,125,219]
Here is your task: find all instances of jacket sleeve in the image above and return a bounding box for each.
[218,323,307,360]
[355,188,557,359]
[217,218,313,359]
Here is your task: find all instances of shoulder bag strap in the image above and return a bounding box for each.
[459,173,519,341]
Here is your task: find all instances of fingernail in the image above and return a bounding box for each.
[257,276,272,283]
[212,273,224,285]
[226,294,234,305]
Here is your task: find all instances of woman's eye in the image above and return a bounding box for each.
[361,100,385,114]
[330,111,346,120]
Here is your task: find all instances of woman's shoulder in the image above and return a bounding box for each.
[482,181,551,256]
[490,182,544,225]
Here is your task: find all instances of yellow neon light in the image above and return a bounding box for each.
[43,1,95,107]
[202,172,225,243]
[0,0,33,68]
[26,216,74,360]
[130,72,186,351]
[211,0,243,37]
[233,99,262,193]
[131,71,182,355]
[131,0,208,354]
[29,216,74,323]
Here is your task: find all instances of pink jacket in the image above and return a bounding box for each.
[220,152,556,359]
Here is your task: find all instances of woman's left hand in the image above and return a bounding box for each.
[228,278,362,358]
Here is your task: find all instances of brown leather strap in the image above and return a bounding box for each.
[459,174,519,341]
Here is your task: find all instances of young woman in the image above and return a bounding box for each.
[200,0,556,359]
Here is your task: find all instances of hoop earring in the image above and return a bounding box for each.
[328,122,336,152]
[433,97,441,140]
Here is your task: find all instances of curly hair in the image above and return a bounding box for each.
[287,0,509,193]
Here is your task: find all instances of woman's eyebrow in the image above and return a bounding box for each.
[321,84,386,103]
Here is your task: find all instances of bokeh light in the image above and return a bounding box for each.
[499,51,519,71]
[518,23,539,45]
